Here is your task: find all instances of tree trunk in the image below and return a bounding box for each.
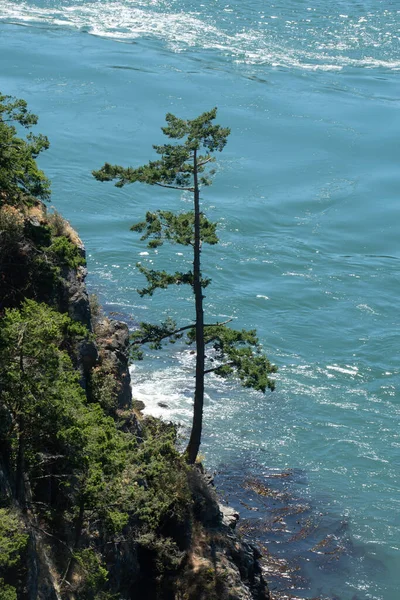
[186,149,205,464]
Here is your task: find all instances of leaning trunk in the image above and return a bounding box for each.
[186,149,205,464]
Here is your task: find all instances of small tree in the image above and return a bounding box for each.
[0,93,50,207]
[93,108,277,463]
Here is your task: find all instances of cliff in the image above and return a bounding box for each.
[0,201,269,600]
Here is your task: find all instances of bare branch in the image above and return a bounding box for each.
[32,474,70,480]
[31,523,73,554]
[197,157,214,167]
[155,182,194,192]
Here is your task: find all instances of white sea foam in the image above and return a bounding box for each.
[130,361,194,422]
[1,1,400,71]
[326,364,359,376]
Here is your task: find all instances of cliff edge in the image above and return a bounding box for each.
[0,202,269,600]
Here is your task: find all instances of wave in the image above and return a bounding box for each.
[1,0,400,71]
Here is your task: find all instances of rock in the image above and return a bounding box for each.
[65,264,92,330]
[27,529,61,600]
[132,399,146,412]
[95,317,132,409]
[157,401,169,409]
[77,337,98,373]
[117,409,143,440]
[219,504,240,528]
[188,468,221,526]
[187,469,270,599]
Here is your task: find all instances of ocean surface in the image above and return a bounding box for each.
[0,1,399,598]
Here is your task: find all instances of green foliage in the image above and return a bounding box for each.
[0,581,17,600]
[74,549,109,599]
[131,317,181,357]
[89,359,120,414]
[137,532,184,574]
[94,108,276,463]
[136,264,210,297]
[0,299,186,591]
[0,212,86,310]
[0,298,192,588]
[0,509,28,569]
[130,418,191,530]
[131,210,218,248]
[48,235,86,270]
[0,509,27,600]
[0,93,50,206]
[0,300,90,486]
[195,325,277,392]
[93,107,229,191]
[47,209,68,237]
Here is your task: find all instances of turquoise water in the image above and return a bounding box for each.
[1,1,399,598]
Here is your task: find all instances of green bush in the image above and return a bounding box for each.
[0,93,50,208]
[89,359,119,414]
[0,509,28,569]
[0,580,17,600]
[74,549,109,599]
[0,299,195,596]
[0,509,27,600]
[48,235,86,270]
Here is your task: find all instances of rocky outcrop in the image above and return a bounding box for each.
[65,263,91,330]
[219,504,240,529]
[184,468,270,600]
[94,317,132,409]
[57,229,131,408]
[26,529,61,600]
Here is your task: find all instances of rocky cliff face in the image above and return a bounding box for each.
[91,317,132,410]
[181,467,270,600]
[56,231,132,407]
[0,204,269,600]
[48,224,270,600]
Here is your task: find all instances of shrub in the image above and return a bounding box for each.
[0,509,28,569]
[0,580,17,600]
[0,509,27,600]
[0,205,24,243]
[89,359,120,414]
[48,235,86,270]
[89,293,103,321]
[47,208,67,237]
[74,549,109,599]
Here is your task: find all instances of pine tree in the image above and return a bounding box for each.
[93,108,277,463]
[0,93,50,206]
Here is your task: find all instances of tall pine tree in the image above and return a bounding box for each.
[93,108,277,463]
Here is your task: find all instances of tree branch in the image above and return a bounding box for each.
[31,474,71,480]
[31,523,73,554]
[155,182,194,192]
[197,157,214,167]
[131,318,232,346]
[204,361,235,375]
